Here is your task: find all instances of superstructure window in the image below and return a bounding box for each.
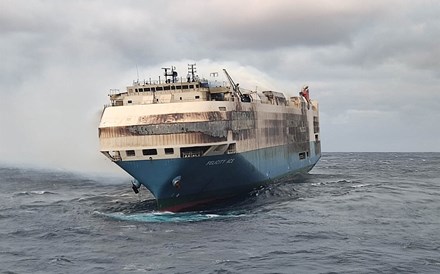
[299,152,306,160]
[156,87,163,91]
[195,95,200,99]
[164,86,171,90]
[145,87,151,92]
[165,148,174,154]
[142,149,157,156]
[182,85,189,89]
[126,150,135,157]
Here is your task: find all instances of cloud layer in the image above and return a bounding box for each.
[1,0,439,173]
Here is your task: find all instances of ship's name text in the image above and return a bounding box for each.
[205,159,235,166]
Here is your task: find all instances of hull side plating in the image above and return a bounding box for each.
[117,142,320,210]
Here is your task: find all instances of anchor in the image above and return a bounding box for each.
[131,180,141,194]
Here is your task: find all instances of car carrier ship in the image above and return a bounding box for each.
[98,64,321,211]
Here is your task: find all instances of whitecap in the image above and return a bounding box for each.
[94,210,244,223]
[351,184,371,189]
[14,190,56,196]
[30,190,55,195]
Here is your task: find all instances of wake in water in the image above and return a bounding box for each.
[94,210,247,223]
[92,174,311,223]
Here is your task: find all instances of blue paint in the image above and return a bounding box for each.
[117,141,321,209]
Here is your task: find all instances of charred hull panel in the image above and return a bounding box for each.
[116,142,320,211]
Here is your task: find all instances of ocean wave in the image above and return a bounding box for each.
[93,210,246,223]
[351,183,371,189]
[13,190,57,196]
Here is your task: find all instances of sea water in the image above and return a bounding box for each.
[0,153,439,273]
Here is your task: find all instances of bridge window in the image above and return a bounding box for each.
[126,150,135,157]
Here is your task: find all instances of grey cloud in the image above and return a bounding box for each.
[1,0,439,174]
[315,4,440,74]
[168,1,389,50]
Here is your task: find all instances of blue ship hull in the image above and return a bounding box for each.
[117,142,320,211]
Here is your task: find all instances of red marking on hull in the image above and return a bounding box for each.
[159,198,220,212]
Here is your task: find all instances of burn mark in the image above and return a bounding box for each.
[313,116,320,133]
[138,111,229,125]
[118,110,257,139]
[101,108,313,153]
[128,121,230,138]
[315,141,321,155]
[232,129,257,141]
[231,111,256,130]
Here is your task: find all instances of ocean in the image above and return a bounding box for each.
[0,152,439,273]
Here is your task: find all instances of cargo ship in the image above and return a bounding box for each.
[98,65,321,211]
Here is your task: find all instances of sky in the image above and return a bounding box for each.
[1,0,439,173]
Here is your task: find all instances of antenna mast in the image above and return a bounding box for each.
[187,63,197,82]
[162,66,178,83]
